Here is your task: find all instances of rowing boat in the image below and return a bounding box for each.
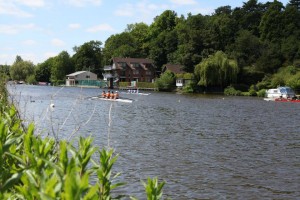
[121,92,150,96]
[89,96,133,103]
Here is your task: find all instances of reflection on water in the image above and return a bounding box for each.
[7,85,300,199]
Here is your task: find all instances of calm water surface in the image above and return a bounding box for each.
[7,85,300,199]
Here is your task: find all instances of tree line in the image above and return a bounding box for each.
[1,0,300,93]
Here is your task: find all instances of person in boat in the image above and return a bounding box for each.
[110,91,114,99]
[101,91,106,98]
[106,91,110,98]
[115,91,119,99]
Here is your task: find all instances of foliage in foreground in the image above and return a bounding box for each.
[0,84,166,199]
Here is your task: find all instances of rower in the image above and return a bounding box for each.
[110,91,114,99]
[106,91,110,98]
[101,91,106,98]
[115,91,119,99]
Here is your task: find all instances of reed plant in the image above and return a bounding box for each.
[0,81,166,199]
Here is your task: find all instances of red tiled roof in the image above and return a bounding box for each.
[112,57,155,70]
[162,64,185,74]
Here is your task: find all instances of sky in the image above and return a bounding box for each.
[0,0,289,65]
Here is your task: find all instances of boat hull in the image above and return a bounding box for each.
[274,98,300,103]
[89,96,133,103]
[264,98,300,103]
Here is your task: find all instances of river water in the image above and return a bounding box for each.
[7,84,300,199]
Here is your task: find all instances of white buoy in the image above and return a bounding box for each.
[50,103,55,108]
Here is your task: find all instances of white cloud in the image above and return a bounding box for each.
[114,1,169,24]
[0,54,10,60]
[15,0,45,7]
[114,4,133,17]
[22,40,37,46]
[69,23,81,29]
[67,0,102,7]
[0,23,36,34]
[86,24,114,33]
[51,38,65,46]
[0,1,33,17]
[44,52,58,59]
[169,0,197,5]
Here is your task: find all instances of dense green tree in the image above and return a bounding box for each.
[51,51,73,82]
[209,6,236,51]
[72,40,102,76]
[231,29,262,67]
[35,58,53,82]
[0,65,10,76]
[125,23,150,57]
[149,30,178,70]
[288,0,300,10]
[14,55,23,64]
[0,65,10,82]
[259,0,285,42]
[194,51,238,88]
[148,10,177,38]
[174,13,209,72]
[10,60,35,81]
[147,10,179,70]
[255,43,283,73]
[232,0,264,36]
[103,32,137,64]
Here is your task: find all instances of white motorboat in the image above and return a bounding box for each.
[265,86,296,99]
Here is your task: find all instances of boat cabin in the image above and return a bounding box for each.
[266,87,296,98]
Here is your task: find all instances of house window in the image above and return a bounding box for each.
[146,71,152,75]
[119,62,127,69]
[132,63,139,67]
[133,70,139,75]
[86,75,90,79]
[120,70,126,76]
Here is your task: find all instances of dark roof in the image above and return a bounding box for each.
[112,57,155,70]
[162,64,185,74]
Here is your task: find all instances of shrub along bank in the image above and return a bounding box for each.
[0,82,165,199]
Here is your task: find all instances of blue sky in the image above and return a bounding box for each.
[0,0,289,65]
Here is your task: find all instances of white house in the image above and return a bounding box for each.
[66,71,97,86]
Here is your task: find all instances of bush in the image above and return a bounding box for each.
[257,89,266,97]
[224,86,242,96]
[155,70,176,91]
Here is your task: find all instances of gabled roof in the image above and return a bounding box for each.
[112,57,155,70]
[162,64,185,74]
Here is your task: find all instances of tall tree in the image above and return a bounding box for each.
[10,60,35,81]
[231,29,262,67]
[209,6,236,51]
[232,0,265,37]
[14,55,23,64]
[288,0,300,10]
[72,40,103,76]
[147,10,179,70]
[259,0,285,42]
[103,32,137,64]
[35,58,53,82]
[51,51,73,82]
[176,13,209,72]
[148,10,177,38]
[125,23,150,57]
